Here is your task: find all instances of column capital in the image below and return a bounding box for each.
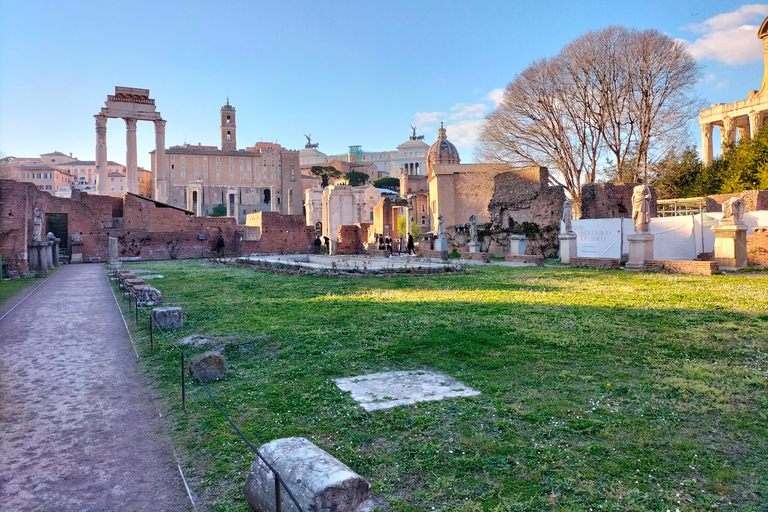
[124,117,138,131]
[154,118,166,129]
[94,114,108,130]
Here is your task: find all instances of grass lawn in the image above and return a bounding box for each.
[0,273,51,308]
[117,261,768,512]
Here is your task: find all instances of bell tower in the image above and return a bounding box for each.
[221,99,236,151]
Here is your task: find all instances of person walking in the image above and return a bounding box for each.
[407,234,415,255]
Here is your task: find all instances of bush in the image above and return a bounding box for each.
[210,204,227,217]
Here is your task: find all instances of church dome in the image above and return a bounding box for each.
[426,122,460,171]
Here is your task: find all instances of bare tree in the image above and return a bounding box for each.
[477,25,703,214]
[0,152,16,180]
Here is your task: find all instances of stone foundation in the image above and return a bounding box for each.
[460,252,490,263]
[505,254,543,265]
[642,260,720,275]
[569,257,621,269]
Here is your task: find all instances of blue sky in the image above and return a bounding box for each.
[0,1,766,170]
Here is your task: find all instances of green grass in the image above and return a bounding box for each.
[116,261,768,512]
[0,273,50,307]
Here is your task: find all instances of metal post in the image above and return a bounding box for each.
[149,313,153,353]
[181,352,186,412]
[134,296,138,323]
[274,472,282,512]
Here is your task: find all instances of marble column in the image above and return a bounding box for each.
[154,119,167,203]
[721,116,736,152]
[95,114,108,195]
[749,111,764,139]
[737,125,749,142]
[701,123,714,166]
[125,117,138,194]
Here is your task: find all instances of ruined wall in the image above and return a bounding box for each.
[479,169,565,257]
[747,234,768,267]
[1,180,241,270]
[580,183,658,219]
[706,190,768,212]
[336,225,362,254]
[240,212,314,254]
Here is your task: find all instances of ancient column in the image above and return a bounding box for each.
[95,114,109,195]
[749,111,763,139]
[154,119,167,203]
[721,116,736,152]
[737,125,749,142]
[125,117,138,194]
[701,123,714,166]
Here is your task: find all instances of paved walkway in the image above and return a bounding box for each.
[0,265,192,511]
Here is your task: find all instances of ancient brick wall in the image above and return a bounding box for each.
[240,212,314,254]
[483,169,565,257]
[643,260,720,275]
[336,225,362,254]
[580,183,658,219]
[747,234,768,267]
[570,257,621,269]
[706,191,768,212]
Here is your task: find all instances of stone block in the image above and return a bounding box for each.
[460,252,490,262]
[505,254,544,265]
[626,233,654,270]
[712,224,747,270]
[558,233,577,264]
[123,278,147,295]
[151,307,183,330]
[188,350,227,382]
[135,286,162,307]
[508,235,526,256]
[243,437,371,512]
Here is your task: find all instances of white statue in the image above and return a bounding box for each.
[722,197,745,224]
[438,214,445,238]
[631,185,652,233]
[469,215,478,243]
[32,207,43,242]
[562,200,573,233]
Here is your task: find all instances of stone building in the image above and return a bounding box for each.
[53,159,128,195]
[151,101,303,224]
[299,128,430,178]
[700,16,768,164]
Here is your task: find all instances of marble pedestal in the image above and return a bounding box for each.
[711,223,748,270]
[468,241,480,253]
[558,232,578,264]
[509,235,526,256]
[625,233,654,270]
[27,240,53,274]
[435,237,448,252]
[70,242,83,263]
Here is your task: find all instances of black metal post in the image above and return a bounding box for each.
[149,313,153,353]
[134,296,138,323]
[181,352,186,412]
[275,472,282,512]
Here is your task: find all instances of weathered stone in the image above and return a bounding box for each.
[135,286,162,307]
[581,182,657,220]
[123,278,147,294]
[178,334,211,347]
[6,270,20,280]
[243,437,371,512]
[151,307,183,330]
[188,350,227,382]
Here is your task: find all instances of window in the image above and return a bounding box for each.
[170,155,175,161]
[230,174,234,180]
[111,177,114,182]
[194,165,198,171]
[239,165,243,171]
[194,157,198,162]
[171,171,175,178]
[240,173,244,179]
[119,186,123,191]
[240,158,243,163]
[195,172,199,178]
[204,172,208,178]
[229,166,233,171]
[181,156,185,162]
[181,172,185,178]
[204,165,208,171]
[248,174,251,179]
[216,165,220,171]
[204,157,208,162]
[111,186,115,191]
[181,164,185,170]
[422,204,426,213]
[171,164,175,170]
[229,158,233,163]
[216,173,220,179]
[216,157,220,162]
[421,216,426,225]
[247,165,251,171]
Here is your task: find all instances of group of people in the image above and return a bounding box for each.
[376,233,415,256]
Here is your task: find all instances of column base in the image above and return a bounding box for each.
[711,224,748,270]
[626,233,654,270]
[509,235,526,256]
[558,232,577,264]
[467,242,480,253]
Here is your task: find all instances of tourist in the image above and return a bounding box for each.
[385,233,392,253]
[398,235,404,255]
[378,234,385,250]
[314,235,322,254]
[407,234,415,255]
[323,236,330,254]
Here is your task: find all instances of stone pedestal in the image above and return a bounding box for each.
[711,223,748,270]
[329,240,337,256]
[27,240,53,274]
[108,237,118,262]
[509,235,526,256]
[70,243,83,263]
[559,232,578,264]
[435,237,448,252]
[467,241,480,253]
[626,233,654,270]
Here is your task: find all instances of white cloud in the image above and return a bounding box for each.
[414,111,443,128]
[715,80,729,90]
[484,88,505,107]
[704,73,717,83]
[681,5,768,64]
[449,103,487,121]
[444,119,487,147]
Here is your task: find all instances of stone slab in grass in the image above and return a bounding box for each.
[334,370,480,412]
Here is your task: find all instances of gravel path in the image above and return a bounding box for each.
[0,264,192,511]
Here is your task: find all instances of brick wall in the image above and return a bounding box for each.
[240,212,314,254]
[706,190,768,212]
[505,254,544,265]
[643,259,720,275]
[580,183,658,219]
[569,257,621,269]
[747,234,768,267]
[336,225,362,254]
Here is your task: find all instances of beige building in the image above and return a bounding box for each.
[151,101,303,224]
[700,16,768,164]
[54,159,128,195]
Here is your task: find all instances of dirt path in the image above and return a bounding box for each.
[0,264,192,511]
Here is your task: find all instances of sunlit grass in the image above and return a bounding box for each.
[117,261,768,512]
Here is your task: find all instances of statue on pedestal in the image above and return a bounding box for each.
[32,207,43,242]
[562,200,573,233]
[437,214,445,238]
[722,197,745,224]
[469,215,478,243]
[631,185,652,233]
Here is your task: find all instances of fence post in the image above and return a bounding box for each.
[149,313,153,353]
[181,351,186,412]
[274,472,282,512]
[134,296,138,323]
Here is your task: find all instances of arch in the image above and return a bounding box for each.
[263,188,271,204]
[759,16,768,40]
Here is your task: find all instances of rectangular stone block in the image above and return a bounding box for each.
[151,307,183,330]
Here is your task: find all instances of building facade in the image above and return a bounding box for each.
[299,129,430,178]
[151,101,303,224]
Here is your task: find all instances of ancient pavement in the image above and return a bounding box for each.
[0,264,192,511]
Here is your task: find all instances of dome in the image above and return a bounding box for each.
[426,122,460,173]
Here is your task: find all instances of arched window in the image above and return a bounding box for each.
[263,188,271,204]
[226,131,231,141]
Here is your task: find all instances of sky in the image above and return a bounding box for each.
[0,1,766,171]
